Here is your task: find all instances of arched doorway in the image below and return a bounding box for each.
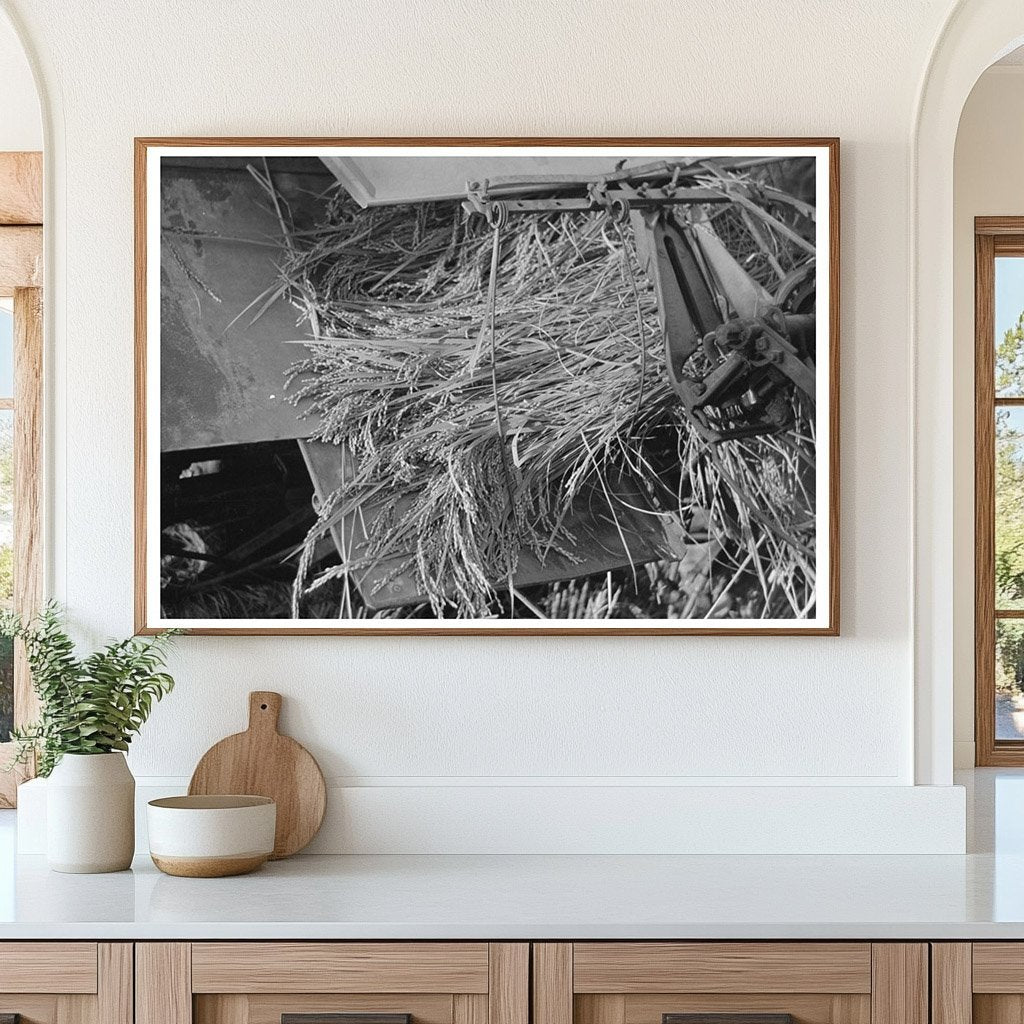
[0,7,43,809]
[914,1,1024,785]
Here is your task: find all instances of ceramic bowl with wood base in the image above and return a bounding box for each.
[147,795,276,877]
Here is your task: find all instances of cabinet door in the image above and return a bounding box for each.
[942,943,1024,1024]
[533,944,928,1024]
[0,943,131,1024]
[137,943,528,1024]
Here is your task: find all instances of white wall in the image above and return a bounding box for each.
[952,65,1024,767]
[0,9,39,152]
[0,0,975,851]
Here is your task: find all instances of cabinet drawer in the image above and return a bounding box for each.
[140,942,528,1024]
[191,943,491,994]
[0,942,99,994]
[936,942,1024,1024]
[0,943,130,1024]
[533,944,925,1024]
[973,944,1024,992]
[571,944,872,994]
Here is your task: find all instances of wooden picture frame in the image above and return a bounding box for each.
[135,137,840,636]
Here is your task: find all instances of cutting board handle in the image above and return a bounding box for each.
[248,691,282,734]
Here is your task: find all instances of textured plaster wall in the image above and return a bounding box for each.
[0,0,962,796]
[0,11,39,152]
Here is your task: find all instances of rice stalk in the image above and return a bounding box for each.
[261,166,816,620]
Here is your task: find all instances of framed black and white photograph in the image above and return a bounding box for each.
[135,138,839,635]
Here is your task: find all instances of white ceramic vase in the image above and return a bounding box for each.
[46,752,135,873]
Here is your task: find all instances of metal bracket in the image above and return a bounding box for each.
[462,182,729,220]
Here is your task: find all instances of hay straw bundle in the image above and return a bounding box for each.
[274,175,816,620]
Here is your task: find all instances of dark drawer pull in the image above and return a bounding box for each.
[665,1016,794,1024]
[283,1016,411,1024]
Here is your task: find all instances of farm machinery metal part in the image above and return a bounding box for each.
[462,161,817,443]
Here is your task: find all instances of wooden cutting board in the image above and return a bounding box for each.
[188,691,326,859]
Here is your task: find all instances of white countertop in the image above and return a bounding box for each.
[0,769,1021,941]
[0,849,1020,941]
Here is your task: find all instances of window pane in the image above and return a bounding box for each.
[996,256,1024,396]
[998,620,1024,740]
[996,407,1024,608]
[0,408,12,742]
[0,306,12,399]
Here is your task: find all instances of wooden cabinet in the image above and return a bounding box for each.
[0,943,132,1024]
[532,944,928,1024]
[136,944,528,1024]
[0,938,949,1024]
[932,943,1024,1024]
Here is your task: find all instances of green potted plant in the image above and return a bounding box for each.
[2,603,178,873]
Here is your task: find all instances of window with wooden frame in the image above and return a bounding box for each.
[0,151,43,806]
[975,217,1024,764]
